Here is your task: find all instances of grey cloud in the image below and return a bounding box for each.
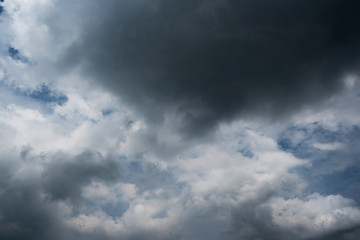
[224,198,360,240]
[0,150,122,240]
[59,0,360,137]
[1,137,360,240]
[224,202,278,240]
[0,158,64,240]
[0,179,68,240]
[2,1,360,239]
[312,226,360,240]
[222,180,300,240]
[43,151,121,203]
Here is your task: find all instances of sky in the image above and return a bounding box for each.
[1,0,360,239]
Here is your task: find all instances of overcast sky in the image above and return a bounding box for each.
[1,1,360,239]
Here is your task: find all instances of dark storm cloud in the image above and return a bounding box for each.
[0,150,180,240]
[312,226,360,240]
[0,159,66,240]
[61,0,360,136]
[0,150,121,240]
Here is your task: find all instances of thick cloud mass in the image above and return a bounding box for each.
[0,150,121,240]
[2,1,360,240]
[62,0,360,135]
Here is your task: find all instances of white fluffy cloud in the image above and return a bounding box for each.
[269,194,360,236]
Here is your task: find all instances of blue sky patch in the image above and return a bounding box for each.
[300,165,360,204]
[101,109,114,117]
[0,0,3,14]
[280,124,360,203]
[29,84,68,106]
[8,47,29,63]
[102,201,130,218]
[238,148,254,158]
[278,123,344,159]
[7,84,68,106]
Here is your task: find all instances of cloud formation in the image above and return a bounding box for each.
[0,150,121,240]
[60,0,360,136]
[43,151,121,204]
[1,1,360,240]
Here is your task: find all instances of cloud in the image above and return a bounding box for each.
[42,151,121,204]
[1,110,360,240]
[313,142,345,151]
[1,1,360,240]
[225,193,360,240]
[0,150,122,240]
[269,194,360,238]
[57,0,360,136]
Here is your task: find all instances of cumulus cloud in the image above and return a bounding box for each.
[269,194,360,236]
[225,193,360,240]
[1,1,360,240]
[0,150,121,240]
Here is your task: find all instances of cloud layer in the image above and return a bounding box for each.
[1,1,360,240]
[60,0,360,136]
